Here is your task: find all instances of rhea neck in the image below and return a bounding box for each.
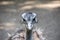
[26,28,33,40]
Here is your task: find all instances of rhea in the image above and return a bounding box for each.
[8,12,38,40]
[22,12,37,40]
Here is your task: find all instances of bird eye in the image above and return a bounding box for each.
[23,19,26,22]
[33,18,35,21]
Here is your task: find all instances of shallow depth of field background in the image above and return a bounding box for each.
[0,0,60,40]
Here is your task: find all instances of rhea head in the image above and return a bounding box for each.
[22,12,37,30]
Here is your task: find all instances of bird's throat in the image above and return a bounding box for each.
[26,29,33,40]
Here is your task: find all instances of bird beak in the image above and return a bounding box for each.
[27,22,33,30]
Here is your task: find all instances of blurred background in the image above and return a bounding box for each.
[0,0,60,40]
